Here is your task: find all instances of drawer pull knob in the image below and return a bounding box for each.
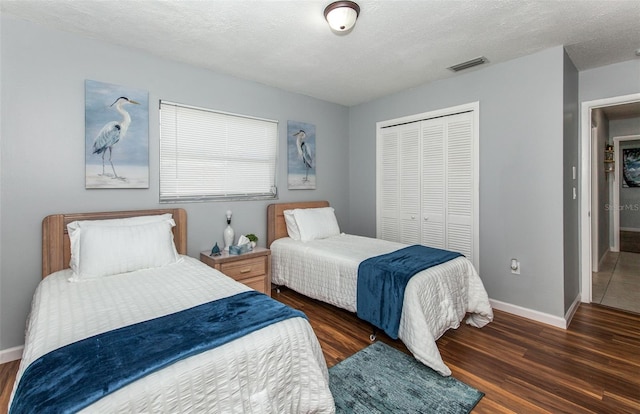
[240,268,252,274]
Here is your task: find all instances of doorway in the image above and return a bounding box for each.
[612,134,640,252]
[580,94,640,314]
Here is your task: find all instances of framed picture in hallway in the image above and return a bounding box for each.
[287,120,316,190]
[85,80,149,189]
[622,147,640,188]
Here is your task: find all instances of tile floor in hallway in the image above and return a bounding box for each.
[592,251,640,314]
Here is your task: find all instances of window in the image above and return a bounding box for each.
[159,101,278,202]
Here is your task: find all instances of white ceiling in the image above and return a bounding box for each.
[2,0,639,106]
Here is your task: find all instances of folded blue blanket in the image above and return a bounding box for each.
[10,290,305,414]
[357,245,461,339]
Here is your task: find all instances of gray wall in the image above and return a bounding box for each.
[0,17,350,350]
[579,60,640,103]
[348,46,567,317]
[592,109,611,265]
[3,16,639,353]
[611,116,640,138]
[562,50,580,313]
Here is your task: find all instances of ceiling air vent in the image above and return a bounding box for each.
[447,56,488,72]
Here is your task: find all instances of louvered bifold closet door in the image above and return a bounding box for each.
[377,107,476,265]
[378,128,400,242]
[421,119,446,249]
[444,112,474,261]
[399,124,421,245]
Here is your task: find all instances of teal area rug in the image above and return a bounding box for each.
[328,342,483,413]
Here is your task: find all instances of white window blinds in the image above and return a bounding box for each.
[159,101,278,202]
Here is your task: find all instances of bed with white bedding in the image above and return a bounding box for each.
[10,208,335,413]
[267,201,493,376]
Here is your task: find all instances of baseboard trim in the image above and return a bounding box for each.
[490,299,568,329]
[0,346,23,363]
[598,247,611,271]
[564,294,581,328]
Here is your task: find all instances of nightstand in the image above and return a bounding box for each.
[200,247,271,297]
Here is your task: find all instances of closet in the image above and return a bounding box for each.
[376,106,479,267]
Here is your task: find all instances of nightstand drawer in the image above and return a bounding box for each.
[200,248,271,297]
[219,256,266,280]
[241,275,268,293]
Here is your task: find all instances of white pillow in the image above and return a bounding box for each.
[292,207,340,241]
[67,214,180,280]
[68,213,174,272]
[283,210,301,240]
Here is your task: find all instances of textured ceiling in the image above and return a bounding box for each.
[2,0,639,106]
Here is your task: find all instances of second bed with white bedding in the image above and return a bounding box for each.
[271,234,493,376]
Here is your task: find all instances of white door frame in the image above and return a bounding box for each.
[612,134,640,252]
[591,126,600,272]
[580,93,640,303]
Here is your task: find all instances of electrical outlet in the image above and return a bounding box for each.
[510,258,520,275]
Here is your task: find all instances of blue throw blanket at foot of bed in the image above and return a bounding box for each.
[10,290,305,414]
[357,245,461,339]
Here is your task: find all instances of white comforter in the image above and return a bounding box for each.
[11,256,335,413]
[271,234,493,376]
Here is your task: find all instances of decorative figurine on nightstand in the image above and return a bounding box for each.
[210,242,221,256]
[223,210,235,251]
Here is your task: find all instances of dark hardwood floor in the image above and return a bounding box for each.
[0,359,18,414]
[1,288,639,413]
[272,288,640,414]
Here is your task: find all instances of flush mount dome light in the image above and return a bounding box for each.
[324,1,360,33]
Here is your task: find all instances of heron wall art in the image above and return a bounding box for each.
[287,120,316,190]
[85,80,149,189]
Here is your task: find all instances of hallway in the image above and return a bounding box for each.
[592,251,640,314]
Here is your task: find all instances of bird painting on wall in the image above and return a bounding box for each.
[287,120,316,190]
[92,96,139,179]
[85,80,149,189]
[293,129,313,182]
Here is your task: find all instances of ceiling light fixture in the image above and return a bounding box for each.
[324,1,360,33]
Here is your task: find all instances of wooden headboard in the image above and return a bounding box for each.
[266,201,329,247]
[41,208,187,278]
